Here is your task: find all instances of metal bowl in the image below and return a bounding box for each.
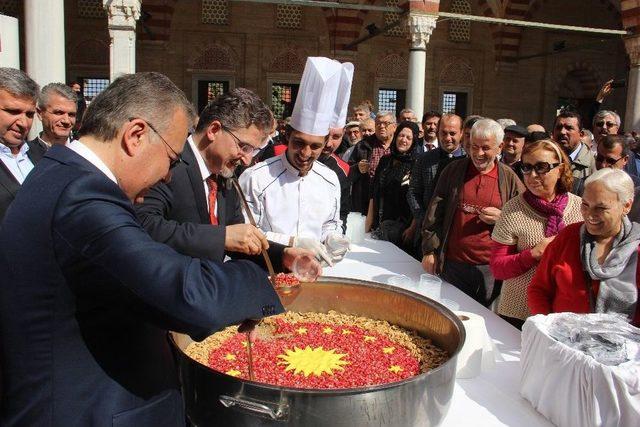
[170,276,465,427]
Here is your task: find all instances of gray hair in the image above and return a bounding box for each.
[37,83,77,110]
[584,168,634,204]
[593,110,621,128]
[195,87,272,135]
[376,111,396,123]
[78,72,195,141]
[398,108,416,119]
[496,118,516,129]
[471,118,504,146]
[0,67,39,101]
[582,129,594,143]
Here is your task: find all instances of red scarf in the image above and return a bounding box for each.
[523,190,569,237]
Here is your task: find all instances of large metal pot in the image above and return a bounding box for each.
[170,276,465,427]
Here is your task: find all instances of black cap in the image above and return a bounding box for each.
[504,125,528,138]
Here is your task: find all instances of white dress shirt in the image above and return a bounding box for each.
[67,140,118,184]
[239,152,342,245]
[0,142,35,184]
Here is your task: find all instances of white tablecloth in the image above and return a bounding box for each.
[323,236,553,427]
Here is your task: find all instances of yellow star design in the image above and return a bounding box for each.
[241,341,248,348]
[225,369,242,377]
[388,365,403,374]
[277,346,349,377]
[323,327,334,334]
[341,329,353,335]
[383,347,395,354]
[296,327,308,335]
[224,353,237,361]
[364,335,376,342]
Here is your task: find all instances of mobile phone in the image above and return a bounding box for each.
[611,79,626,89]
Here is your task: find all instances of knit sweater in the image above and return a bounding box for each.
[491,192,583,320]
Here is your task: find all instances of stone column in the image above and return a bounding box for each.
[103,0,141,80]
[624,37,640,132]
[25,0,66,84]
[406,13,437,121]
[0,15,20,68]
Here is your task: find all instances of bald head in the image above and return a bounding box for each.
[438,114,463,154]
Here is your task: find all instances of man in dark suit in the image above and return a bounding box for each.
[136,88,320,269]
[0,72,283,426]
[0,67,45,220]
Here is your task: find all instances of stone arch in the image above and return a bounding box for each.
[439,57,475,86]
[268,48,305,74]
[554,61,602,96]
[69,39,109,66]
[375,53,408,79]
[189,43,237,71]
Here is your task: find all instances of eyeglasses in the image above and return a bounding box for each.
[129,117,188,169]
[521,162,561,175]
[595,121,618,128]
[376,121,395,127]
[595,154,625,165]
[222,126,261,157]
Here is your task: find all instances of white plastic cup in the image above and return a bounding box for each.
[419,273,442,300]
[347,213,365,244]
[387,274,413,290]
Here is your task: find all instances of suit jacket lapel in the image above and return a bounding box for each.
[26,140,46,164]
[182,143,210,224]
[216,177,228,227]
[0,161,20,197]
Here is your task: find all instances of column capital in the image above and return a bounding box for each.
[624,36,640,67]
[407,13,437,50]
[103,0,141,28]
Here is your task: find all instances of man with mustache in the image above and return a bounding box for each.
[136,88,315,270]
[552,110,596,180]
[240,57,353,265]
[421,119,524,306]
[0,68,45,220]
[31,83,77,148]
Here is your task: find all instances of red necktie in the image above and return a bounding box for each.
[206,176,218,225]
[426,143,435,151]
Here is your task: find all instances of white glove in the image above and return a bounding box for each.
[293,237,333,266]
[325,233,350,264]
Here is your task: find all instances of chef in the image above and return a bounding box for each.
[239,57,353,264]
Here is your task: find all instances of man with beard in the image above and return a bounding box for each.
[0,68,45,220]
[240,57,353,264]
[319,126,351,232]
[422,119,524,305]
[136,88,316,270]
[552,110,595,180]
[30,83,77,148]
[416,110,441,153]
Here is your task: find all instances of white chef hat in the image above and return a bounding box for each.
[290,57,354,137]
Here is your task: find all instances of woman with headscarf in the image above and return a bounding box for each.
[528,168,640,326]
[365,121,419,250]
[490,140,582,329]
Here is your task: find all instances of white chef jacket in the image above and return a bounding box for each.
[239,152,342,245]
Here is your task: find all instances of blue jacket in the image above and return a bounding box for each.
[0,145,283,426]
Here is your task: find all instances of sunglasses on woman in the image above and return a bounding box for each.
[520,162,561,175]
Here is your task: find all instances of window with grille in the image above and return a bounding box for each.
[202,0,229,25]
[442,91,468,117]
[384,0,406,37]
[449,0,471,42]
[78,0,106,19]
[197,80,229,113]
[276,5,301,29]
[81,78,110,101]
[377,88,406,117]
[271,83,299,119]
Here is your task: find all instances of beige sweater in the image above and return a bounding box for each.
[491,193,583,320]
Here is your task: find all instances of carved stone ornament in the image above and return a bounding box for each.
[624,37,640,67]
[376,53,408,79]
[439,57,474,86]
[190,43,236,71]
[103,0,141,28]
[269,48,305,74]
[407,14,437,49]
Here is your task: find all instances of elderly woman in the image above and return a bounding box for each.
[528,168,640,325]
[366,121,419,249]
[490,140,583,328]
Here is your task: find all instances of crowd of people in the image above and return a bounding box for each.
[0,61,639,424]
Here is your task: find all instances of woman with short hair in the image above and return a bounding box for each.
[490,140,582,328]
[528,168,640,325]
